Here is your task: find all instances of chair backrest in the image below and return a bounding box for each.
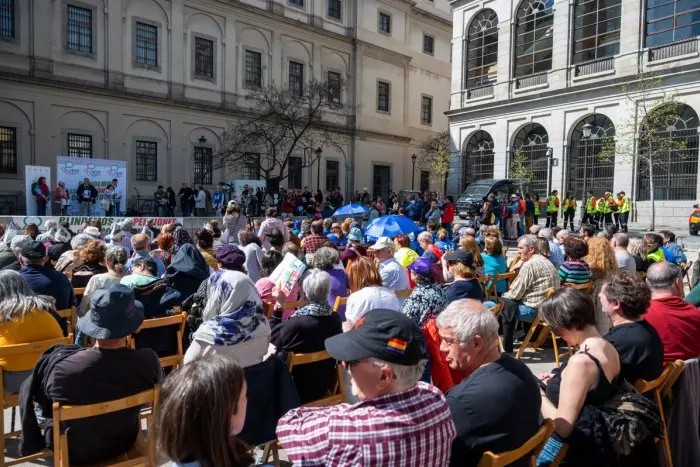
[130,312,187,370]
[332,296,348,312]
[562,281,593,292]
[661,359,686,401]
[284,300,307,310]
[478,419,555,467]
[73,287,86,297]
[545,287,556,299]
[495,271,518,296]
[263,301,274,319]
[477,275,493,297]
[507,255,520,272]
[286,350,344,407]
[56,307,77,336]
[634,362,675,394]
[52,386,159,467]
[395,289,412,299]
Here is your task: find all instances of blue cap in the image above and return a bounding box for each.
[347,227,363,242]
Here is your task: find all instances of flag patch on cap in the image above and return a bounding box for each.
[386,337,407,354]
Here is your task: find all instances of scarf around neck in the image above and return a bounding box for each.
[294,302,334,318]
[194,300,268,346]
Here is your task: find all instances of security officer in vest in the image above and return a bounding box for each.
[563,192,576,231]
[546,190,560,228]
[616,191,631,233]
[596,194,608,229]
[645,232,666,263]
[582,190,597,229]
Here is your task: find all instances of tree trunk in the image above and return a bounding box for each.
[648,159,655,231]
[443,172,449,195]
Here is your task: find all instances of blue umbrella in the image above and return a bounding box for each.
[333,203,369,216]
[364,215,419,239]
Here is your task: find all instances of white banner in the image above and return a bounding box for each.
[25,165,52,216]
[56,157,127,216]
[10,216,182,232]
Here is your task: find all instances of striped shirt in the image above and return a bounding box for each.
[558,260,592,284]
[276,382,456,466]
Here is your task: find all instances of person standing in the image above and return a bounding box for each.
[563,193,576,231]
[111,178,123,217]
[101,184,115,216]
[77,178,97,217]
[166,187,176,216]
[153,185,168,217]
[596,193,607,230]
[212,184,224,215]
[178,182,194,217]
[54,181,70,216]
[195,185,207,217]
[617,191,631,233]
[582,190,597,229]
[524,194,535,233]
[32,177,50,216]
[545,190,559,228]
[533,194,540,226]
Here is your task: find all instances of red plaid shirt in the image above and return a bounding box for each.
[303,233,327,254]
[277,382,456,466]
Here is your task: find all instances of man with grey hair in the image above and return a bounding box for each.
[645,261,700,361]
[277,309,456,465]
[437,299,541,465]
[19,241,75,310]
[418,230,443,259]
[485,235,560,353]
[369,237,410,292]
[610,232,636,272]
[269,269,342,403]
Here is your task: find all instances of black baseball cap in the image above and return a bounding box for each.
[444,249,474,266]
[325,309,425,365]
[21,241,46,259]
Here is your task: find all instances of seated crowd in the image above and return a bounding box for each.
[0,212,697,466]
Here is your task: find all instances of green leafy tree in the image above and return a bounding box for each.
[417,131,451,194]
[599,72,687,231]
[509,147,535,196]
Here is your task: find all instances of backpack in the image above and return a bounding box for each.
[31,182,40,197]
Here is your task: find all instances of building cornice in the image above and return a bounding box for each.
[357,41,413,67]
[356,128,413,144]
[410,7,453,29]
[377,0,418,13]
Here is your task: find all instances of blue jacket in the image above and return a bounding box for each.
[20,265,75,310]
[661,243,687,265]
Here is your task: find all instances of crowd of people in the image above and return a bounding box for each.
[0,199,698,466]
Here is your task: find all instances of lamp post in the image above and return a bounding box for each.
[411,153,417,190]
[315,147,322,192]
[581,122,592,223]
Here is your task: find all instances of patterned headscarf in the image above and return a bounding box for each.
[173,226,194,252]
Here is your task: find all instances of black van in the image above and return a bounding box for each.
[455,179,532,219]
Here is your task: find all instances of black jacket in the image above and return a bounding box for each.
[77,184,98,203]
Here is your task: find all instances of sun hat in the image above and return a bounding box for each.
[325,309,425,366]
[347,227,363,242]
[368,236,394,250]
[406,257,434,278]
[83,226,101,238]
[77,285,144,339]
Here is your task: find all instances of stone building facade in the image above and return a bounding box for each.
[447,0,700,226]
[0,0,452,213]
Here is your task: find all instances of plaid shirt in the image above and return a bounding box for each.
[303,233,328,254]
[277,382,456,466]
[503,253,560,308]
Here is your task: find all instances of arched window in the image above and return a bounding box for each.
[514,0,554,78]
[512,123,549,196]
[462,130,495,188]
[465,10,499,89]
[637,103,699,201]
[568,114,616,199]
[572,0,621,63]
[645,0,700,48]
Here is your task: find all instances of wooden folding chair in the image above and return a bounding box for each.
[477,418,555,466]
[262,302,274,319]
[661,359,685,404]
[286,350,344,407]
[681,261,693,291]
[52,386,159,467]
[507,255,521,272]
[488,302,504,351]
[562,281,593,292]
[129,312,187,370]
[56,307,77,337]
[493,271,518,297]
[284,300,307,311]
[395,289,412,299]
[73,287,86,298]
[516,288,567,367]
[332,296,348,312]
[634,361,685,467]
[0,336,72,467]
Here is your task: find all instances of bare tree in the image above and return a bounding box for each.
[417,130,451,194]
[599,72,688,231]
[216,79,351,191]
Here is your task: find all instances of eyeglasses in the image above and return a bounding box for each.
[441,336,462,346]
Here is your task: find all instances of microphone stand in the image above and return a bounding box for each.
[133,187,141,216]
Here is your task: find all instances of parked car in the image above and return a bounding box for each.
[455,179,532,219]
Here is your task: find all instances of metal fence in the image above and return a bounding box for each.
[567,139,616,198]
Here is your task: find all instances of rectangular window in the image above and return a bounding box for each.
[288,156,303,189]
[194,36,214,80]
[289,0,304,7]
[0,126,17,174]
[377,81,390,113]
[135,21,158,66]
[193,146,213,185]
[67,133,92,158]
[327,71,341,103]
[0,0,15,39]
[67,4,92,54]
[328,0,342,20]
[326,160,339,192]
[135,140,157,181]
[289,61,304,97]
[244,153,260,180]
[379,12,391,34]
[421,96,433,124]
[423,34,435,55]
[244,50,262,89]
[420,171,430,193]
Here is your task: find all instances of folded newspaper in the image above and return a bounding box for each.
[268,253,307,297]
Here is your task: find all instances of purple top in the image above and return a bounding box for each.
[325,267,349,320]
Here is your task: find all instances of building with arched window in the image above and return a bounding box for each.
[447,0,700,226]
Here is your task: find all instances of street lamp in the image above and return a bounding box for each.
[581,122,593,222]
[411,153,417,190]
[198,135,207,145]
[315,147,322,192]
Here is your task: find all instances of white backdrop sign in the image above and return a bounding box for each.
[25,165,52,216]
[56,157,127,216]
